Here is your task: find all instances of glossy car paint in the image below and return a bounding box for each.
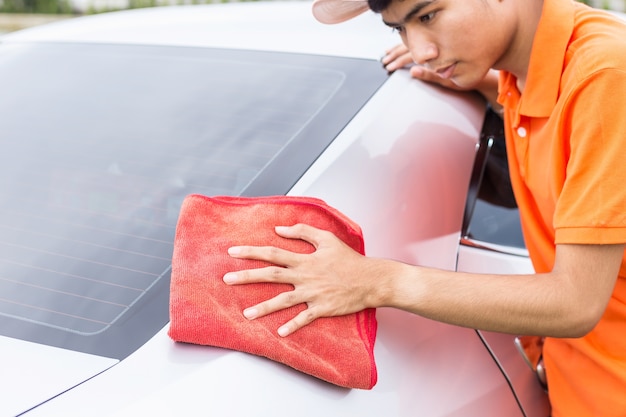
[0,2,557,416]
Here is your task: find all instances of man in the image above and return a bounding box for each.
[223,0,626,415]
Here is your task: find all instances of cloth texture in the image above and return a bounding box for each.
[497,0,626,415]
[168,194,377,390]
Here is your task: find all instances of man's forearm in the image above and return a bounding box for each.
[378,244,623,337]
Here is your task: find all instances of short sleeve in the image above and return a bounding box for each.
[554,68,626,244]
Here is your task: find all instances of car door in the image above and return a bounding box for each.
[457,108,551,417]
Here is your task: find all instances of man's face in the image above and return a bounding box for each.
[380,0,514,88]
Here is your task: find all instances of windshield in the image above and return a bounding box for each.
[0,41,387,358]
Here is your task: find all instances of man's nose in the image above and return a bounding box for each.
[406,32,438,65]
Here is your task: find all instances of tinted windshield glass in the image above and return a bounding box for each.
[0,42,387,358]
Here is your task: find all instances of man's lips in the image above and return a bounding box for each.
[435,63,457,79]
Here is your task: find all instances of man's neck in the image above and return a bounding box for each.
[503,0,544,91]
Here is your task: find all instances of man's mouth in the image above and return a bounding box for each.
[435,63,457,80]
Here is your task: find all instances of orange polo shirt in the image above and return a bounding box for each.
[497,0,626,415]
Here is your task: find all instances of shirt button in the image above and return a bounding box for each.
[517,126,527,138]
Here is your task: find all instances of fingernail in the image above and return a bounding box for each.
[223,272,237,284]
[277,326,289,337]
[227,246,241,255]
[243,308,258,319]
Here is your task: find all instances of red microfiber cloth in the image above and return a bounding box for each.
[168,194,378,390]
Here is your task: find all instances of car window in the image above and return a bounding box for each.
[462,108,525,249]
[0,42,388,358]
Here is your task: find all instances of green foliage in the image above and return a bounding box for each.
[127,0,158,10]
[0,0,72,13]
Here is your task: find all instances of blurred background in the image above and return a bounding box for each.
[0,0,269,33]
[1,0,625,34]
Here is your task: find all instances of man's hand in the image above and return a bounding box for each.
[382,43,502,112]
[381,43,416,73]
[382,44,467,90]
[223,224,389,337]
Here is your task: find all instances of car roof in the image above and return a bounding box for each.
[1,1,399,60]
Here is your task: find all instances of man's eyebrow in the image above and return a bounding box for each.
[382,0,436,27]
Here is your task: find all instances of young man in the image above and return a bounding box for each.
[223,0,626,415]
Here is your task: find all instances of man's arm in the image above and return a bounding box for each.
[388,242,623,337]
[224,224,624,338]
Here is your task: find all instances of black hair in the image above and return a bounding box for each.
[368,0,393,13]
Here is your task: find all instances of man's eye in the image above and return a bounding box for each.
[419,12,436,23]
[392,26,405,34]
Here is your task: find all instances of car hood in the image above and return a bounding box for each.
[0,336,117,416]
[21,312,520,417]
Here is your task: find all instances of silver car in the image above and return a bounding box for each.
[0,2,554,416]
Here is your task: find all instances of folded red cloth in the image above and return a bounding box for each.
[168,194,378,389]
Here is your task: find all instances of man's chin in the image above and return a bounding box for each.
[450,74,483,91]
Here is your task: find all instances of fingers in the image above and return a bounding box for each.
[410,65,438,82]
[241,288,301,320]
[223,263,290,285]
[228,224,329,258]
[223,223,336,285]
[273,223,331,249]
[226,280,318,337]
[383,53,415,73]
[409,65,464,91]
[381,43,414,72]
[222,254,314,337]
[276,308,319,337]
[227,244,297,267]
[223,223,349,337]
[243,293,320,338]
[382,43,410,63]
